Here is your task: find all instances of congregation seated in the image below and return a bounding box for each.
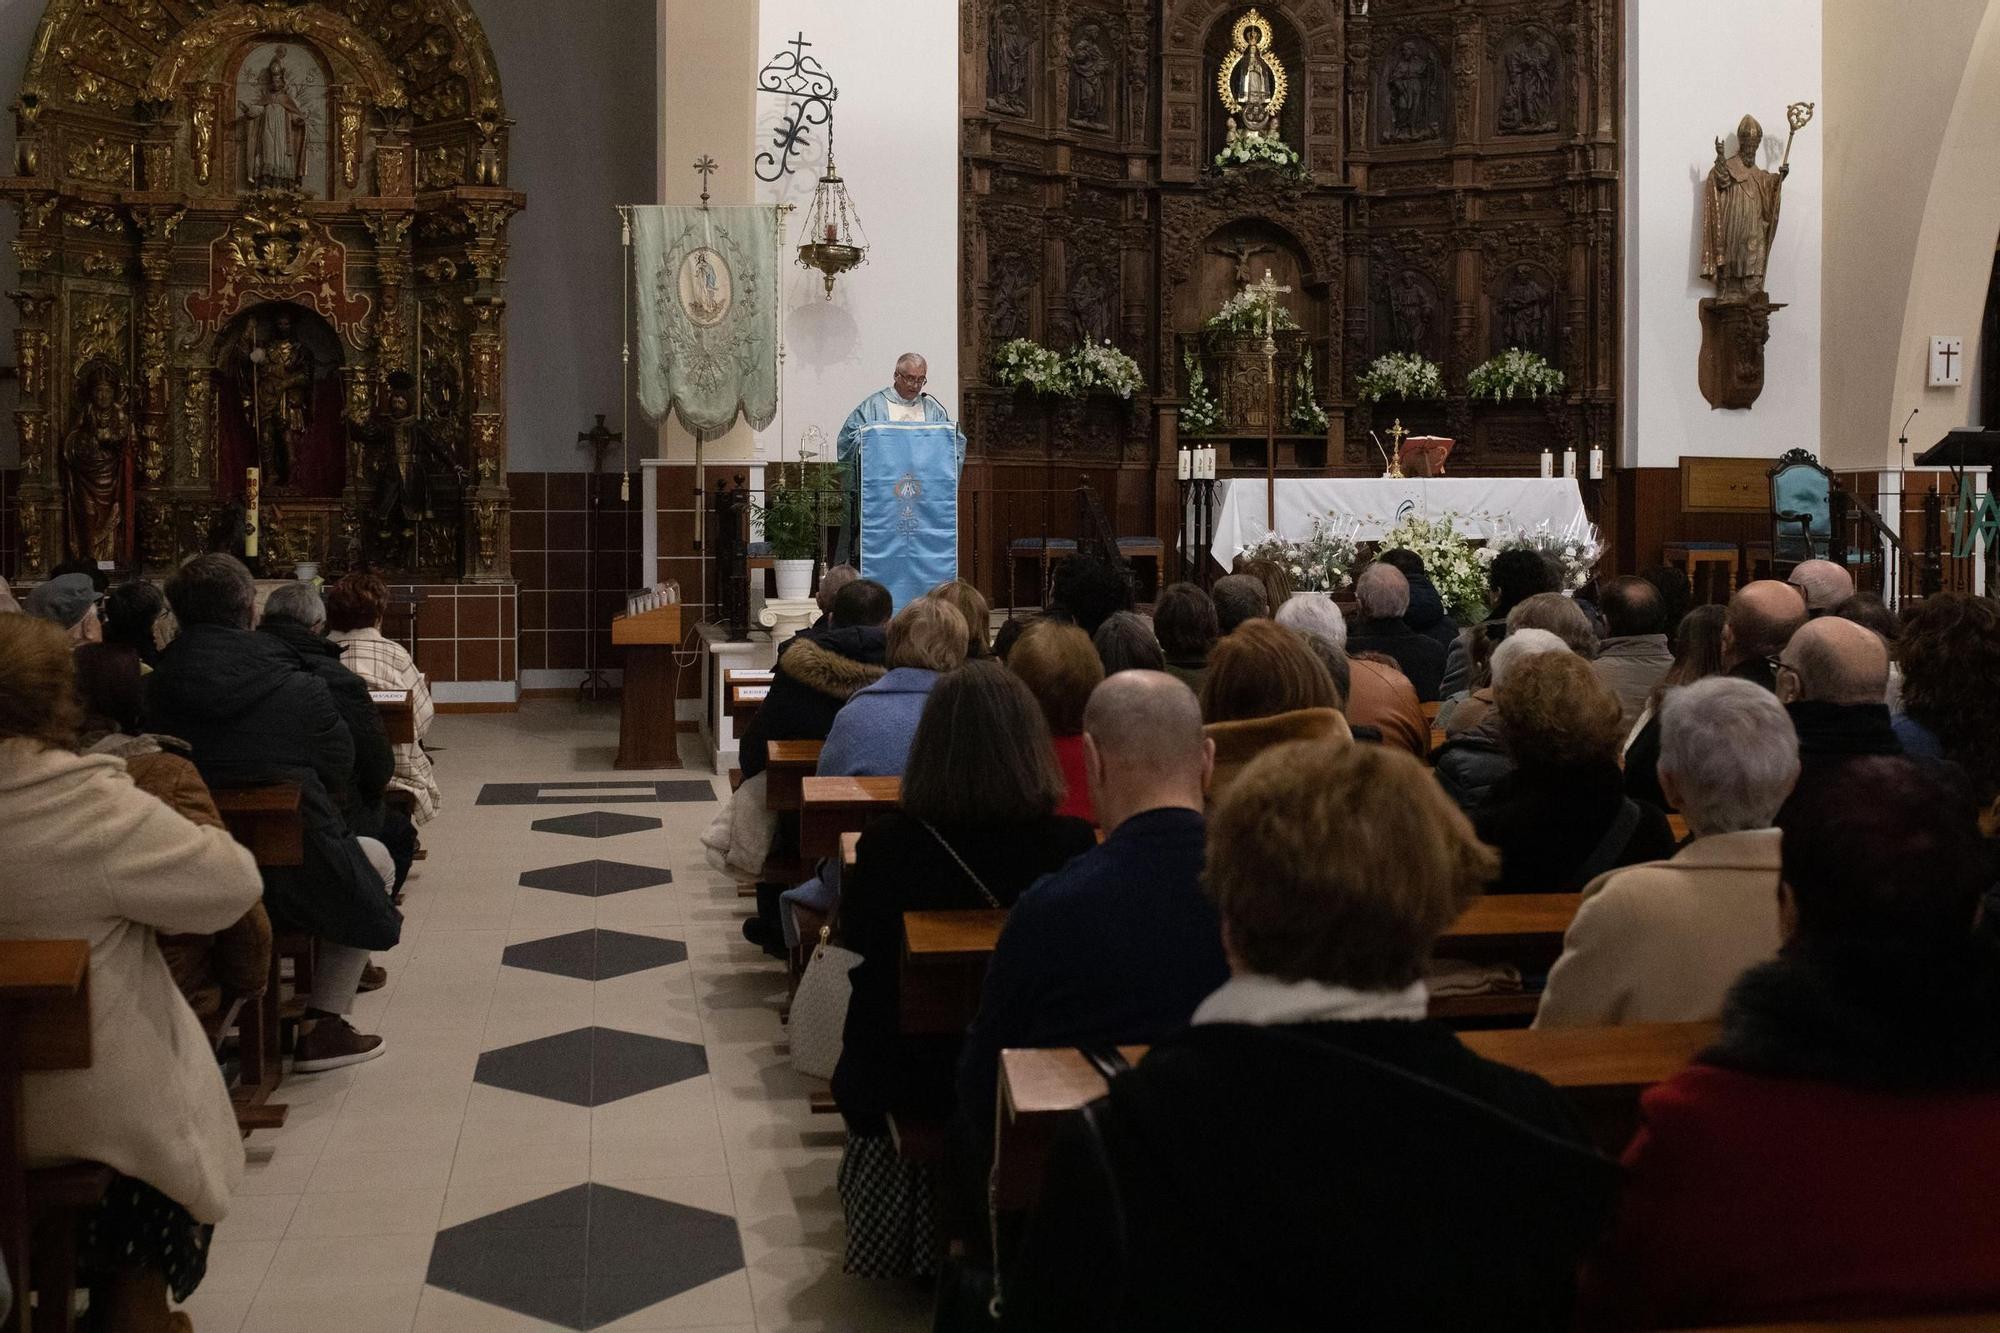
[1007,619,1103,824]
[0,615,264,1331]
[1046,555,1132,637]
[831,661,1095,1280]
[1475,652,1676,893]
[808,562,859,632]
[1580,757,2000,1328]
[780,596,969,947]
[1622,603,1725,756]
[1015,742,1615,1331]
[1892,592,2000,807]
[24,571,103,645]
[1787,556,1855,617]
[1208,572,1268,636]
[262,581,417,889]
[103,579,167,667]
[1591,575,1675,732]
[325,573,442,825]
[1537,678,1797,1027]
[738,576,891,783]
[957,671,1227,1139]
[1235,558,1295,621]
[1276,593,1426,756]
[1372,547,1459,651]
[145,554,400,1072]
[1433,627,1567,815]
[1152,582,1217,695]
[1092,610,1165,675]
[73,642,272,1040]
[1345,562,1448,701]
[928,578,993,659]
[1775,615,1902,781]
[1625,579,1806,809]
[1832,590,1903,708]
[1439,546,1560,699]
[1197,619,1349,801]
[1441,590,1597,735]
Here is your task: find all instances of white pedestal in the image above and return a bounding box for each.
[697,621,776,772]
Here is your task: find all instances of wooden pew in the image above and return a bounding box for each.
[799,775,900,859]
[370,688,415,745]
[763,740,825,813]
[992,1021,1717,1211]
[211,784,303,1130]
[895,893,1583,1040]
[0,938,102,1333]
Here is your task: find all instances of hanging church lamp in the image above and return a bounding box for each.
[795,125,868,300]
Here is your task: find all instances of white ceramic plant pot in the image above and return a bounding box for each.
[774,558,816,602]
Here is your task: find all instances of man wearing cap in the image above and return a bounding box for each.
[24,572,103,645]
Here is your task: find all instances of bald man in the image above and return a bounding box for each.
[1628,580,1808,809]
[833,353,965,563]
[1787,558,1856,617]
[957,671,1228,1134]
[1776,615,1902,779]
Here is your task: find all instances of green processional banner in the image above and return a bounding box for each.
[632,205,780,434]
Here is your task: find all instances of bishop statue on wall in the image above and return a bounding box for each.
[1701,113,1787,303]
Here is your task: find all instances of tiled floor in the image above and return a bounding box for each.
[176,702,930,1333]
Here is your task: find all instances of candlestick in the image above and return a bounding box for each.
[244,467,260,558]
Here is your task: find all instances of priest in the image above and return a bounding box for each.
[832,352,963,563]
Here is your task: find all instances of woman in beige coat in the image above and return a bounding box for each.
[0,616,263,1331]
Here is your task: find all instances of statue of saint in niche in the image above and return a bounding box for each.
[1701,113,1788,302]
[1390,270,1435,355]
[1217,9,1287,141]
[988,5,1031,117]
[1499,32,1558,134]
[359,371,465,569]
[62,363,135,566]
[1496,267,1552,355]
[1070,26,1111,130]
[1383,40,1442,143]
[230,308,315,487]
[238,42,326,194]
[1069,266,1112,344]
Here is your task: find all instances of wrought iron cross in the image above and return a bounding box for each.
[693,154,718,208]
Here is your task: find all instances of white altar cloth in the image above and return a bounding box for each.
[1210,476,1588,569]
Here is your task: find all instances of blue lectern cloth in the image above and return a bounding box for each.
[857,421,961,613]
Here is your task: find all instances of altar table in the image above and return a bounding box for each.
[1209,476,1588,570]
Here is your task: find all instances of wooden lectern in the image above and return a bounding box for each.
[611,603,683,769]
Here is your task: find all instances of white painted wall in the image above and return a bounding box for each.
[751,0,959,466]
[1624,0,1823,468]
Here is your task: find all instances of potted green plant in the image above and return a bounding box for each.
[756,468,831,601]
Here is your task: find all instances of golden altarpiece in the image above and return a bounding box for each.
[5,0,523,582]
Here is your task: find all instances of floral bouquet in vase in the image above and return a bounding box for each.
[1481,516,1603,592]
[1377,510,1487,623]
[1235,514,1361,594]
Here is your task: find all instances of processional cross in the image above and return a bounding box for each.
[1251,267,1293,529]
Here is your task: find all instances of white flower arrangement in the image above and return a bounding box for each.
[1065,339,1146,399]
[1291,349,1329,433]
[1355,351,1445,404]
[1180,348,1222,436]
[1482,517,1603,592]
[992,337,1071,395]
[1377,510,1487,623]
[1236,515,1361,593]
[1205,286,1301,336]
[1213,134,1306,176]
[1466,348,1567,403]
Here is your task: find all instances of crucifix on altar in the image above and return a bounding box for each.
[1252,266,1292,530]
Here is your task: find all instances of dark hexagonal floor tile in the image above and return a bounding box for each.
[518,859,672,897]
[501,929,688,982]
[426,1182,743,1329]
[530,810,666,839]
[474,1026,707,1107]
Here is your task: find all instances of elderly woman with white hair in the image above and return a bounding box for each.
[1433,627,1569,815]
[1536,677,1800,1026]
